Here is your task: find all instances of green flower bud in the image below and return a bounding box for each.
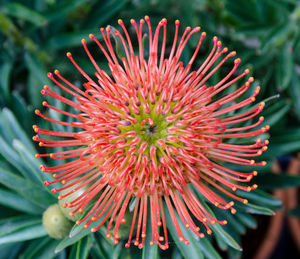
[42,204,73,239]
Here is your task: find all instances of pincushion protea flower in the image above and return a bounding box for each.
[33,16,269,249]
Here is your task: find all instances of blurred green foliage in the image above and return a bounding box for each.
[1,0,300,258]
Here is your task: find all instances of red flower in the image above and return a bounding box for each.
[33,16,269,249]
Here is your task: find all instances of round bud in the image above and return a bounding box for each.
[42,204,73,239]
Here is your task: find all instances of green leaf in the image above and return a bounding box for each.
[276,42,293,90]
[55,229,91,253]
[12,139,45,185]
[0,136,39,182]
[289,72,300,121]
[235,212,257,229]
[210,223,242,251]
[0,223,46,244]
[20,237,60,259]
[196,237,222,259]
[253,174,300,190]
[0,61,12,102]
[45,30,99,50]
[261,100,290,128]
[44,0,88,22]
[2,108,37,154]
[164,203,204,259]
[0,216,41,237]
[0,189,43,215]
[24,52,52,87]
[75,235,92,259]
[235,203,274,216]
[83,0,127,28]
[0,167,56,208]
[1,3,48,27]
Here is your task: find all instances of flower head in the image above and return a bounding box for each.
[34,16,269,249]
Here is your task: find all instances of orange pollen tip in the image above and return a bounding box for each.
[231,209,236,214]
[84,224,89,229]
[69,212,74,217]
[91,228,96,232]
[81,39,86,44]
[35,109,40,115]
[114,240,119,245]
[249,77,254,82]
[196,227,200,232]
[61,180,66,185]
[211,220,216,225]
[140,19,145,24]
[243,199,248,204]
[144,15,149,20]
[134,241,139,246]
[253,171,258,176]
[35,154,39,158]
[141,233,146,238]
[262,161,267,166]
[245,68,250,74]
[66,52,72,57]
[121,219,126,223]
[203,218,207,222]
[130,19,135,24]
[54,69,59,74]
[89,34,95,39]
[79,208,83,213]
[106,234,111,238]
[106,26,111,32]
[200,233,205,238]
[231,51,236,56]
[232,187,237,191]
[58,195,62,200]
[247,187,251,192]
[201,32,206,37]
[76,220,80,225]
[68,203,72,208]
[234,58,241,64]
[207,230,212,235]
[195,26,200,31]
[253,184,258,189]
[53,173,57,178]
[50,153,54,158]
[186,26,191,31]
[42,101,47,106]
[157,221,162,226]
[162,18,167,22]
[43,85,49,90]
[214,202,219,206]
[223,47,228,52]
[91,217,95,221]
[159,236,164,241]
[115,234,120,239]
[213,36,217,41]
[217,40,222,46]
[223,220,228,224]
[179,237,184,242]
[118,19,123,24]
[185,240,190,245]
[150,241,154,246]
[250,160,255,165]
[185,224,190,228]
[175,20,180,25]
[63,203,67,208]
